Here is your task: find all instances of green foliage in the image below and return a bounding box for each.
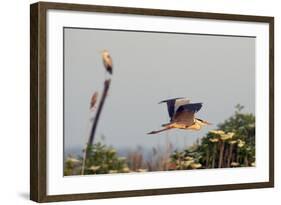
[83,142,129,175]
[64,156,82,176]
[64,142,130,176]
[64,105,256,175]
[218,104,255,147]
[169,105,255,170]
[217,104,255,166]
[169,145,203,170]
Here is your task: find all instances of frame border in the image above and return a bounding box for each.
[30,1,274,202]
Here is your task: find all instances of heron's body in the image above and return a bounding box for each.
[102,50,113,74]
[90,92,98,109]
[148,97,210,134]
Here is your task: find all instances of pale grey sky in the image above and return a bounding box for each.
[64,28,255,154]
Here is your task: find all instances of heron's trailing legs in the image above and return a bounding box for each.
[147,127,173,135]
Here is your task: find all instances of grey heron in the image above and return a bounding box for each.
[90,91,98,109]
[102,50,113,74]
[148,97,211,134]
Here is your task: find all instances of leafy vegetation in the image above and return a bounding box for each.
[169,105,255,169]
[64,142,129,175]
[64,105,255,175]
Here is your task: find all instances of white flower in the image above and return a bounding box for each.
[184,156,194,161]
[122,167,130,173]
[227,132,235,138]
[137,169,147,172]
[89,165,100,171]
[190,163,202,169]
[221,132,234,141]
[66,157,81,164]
[231,162,240,167]
[209,130,225,135]
[229,140,237,144]
[109,170,118,174]
[183,160,194,168]
[237,140,245,148]
[209,138,219,143]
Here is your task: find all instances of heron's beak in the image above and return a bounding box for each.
[205,121,212,125]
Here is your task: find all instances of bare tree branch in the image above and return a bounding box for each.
[81,79,111,175]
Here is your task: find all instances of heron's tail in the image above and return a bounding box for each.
[147,127,173,135]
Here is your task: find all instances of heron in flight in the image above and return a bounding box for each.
[147,97,211,134]
[102,50,113,74]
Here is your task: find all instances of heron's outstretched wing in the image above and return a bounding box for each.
[159,97,185,119]
[176,103,203,113]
